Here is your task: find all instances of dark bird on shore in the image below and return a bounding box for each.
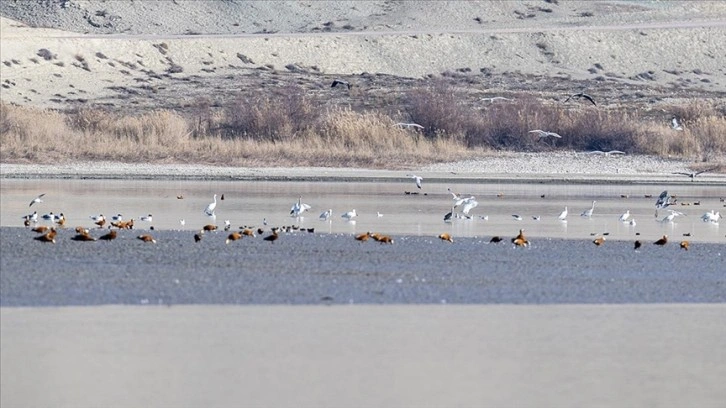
[512,229,527,242]
[32,225,51,234]
[194,233,202,243]
[202,224,217,232]
[564,92,596,106]
[489,236,503,243]
[653,235,668,246]
[355,232,371,242]
[177,195,184,199]
[72,232,96,241]
[377,235,394,244]
[634,240,642,250]
[264,230,279,243]
[29,193,46,207]
[226,231,242,244]
[438,233,454,243]
[137,234,156,243]
[672,167,717,181]
[34,228,57,243]
[99,230,117,241]
[331,79,351,89]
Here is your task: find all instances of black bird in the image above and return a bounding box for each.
[564,92,596,106]
[672,167,717,181]
[634,240,642,250]
[331,79,351,89]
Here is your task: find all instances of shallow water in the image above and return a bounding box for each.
[2,179,724,242]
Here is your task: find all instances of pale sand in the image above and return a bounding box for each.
[1,2,725,110]
[2,304,725,408]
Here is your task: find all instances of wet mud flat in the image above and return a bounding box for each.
[1,227,724,306]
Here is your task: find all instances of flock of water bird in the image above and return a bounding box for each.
[21,172,723,251]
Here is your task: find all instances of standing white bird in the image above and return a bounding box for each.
[224,220,231,231]
[319,209,332,221]
[558,206,568,221]
[29,193,46,207]
[341,209,357,221]
[629,218,637,227]
[204,194,217,216]
[581,201,596,218]
[112,213,123,221]
[406,174,423,189]
[290,196,312,217]
[619,210,631,222]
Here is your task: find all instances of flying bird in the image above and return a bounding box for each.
[395,123,424,130]
[331,79,351,89]
[672,167,717,181]
[655,191,675,209]
[29,193,46,207]
[587,150,625,156]
[480,96,511,103]
[529,129,562,139]
[564,92,596,106]
[406,174,423,189]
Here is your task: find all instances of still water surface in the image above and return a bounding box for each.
[1,179,724,242]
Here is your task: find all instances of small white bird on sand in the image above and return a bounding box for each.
[140,214,153,222]
[619,210,631,222]
[341,209,357,221]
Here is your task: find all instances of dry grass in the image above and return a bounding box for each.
[1,87,725,168]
